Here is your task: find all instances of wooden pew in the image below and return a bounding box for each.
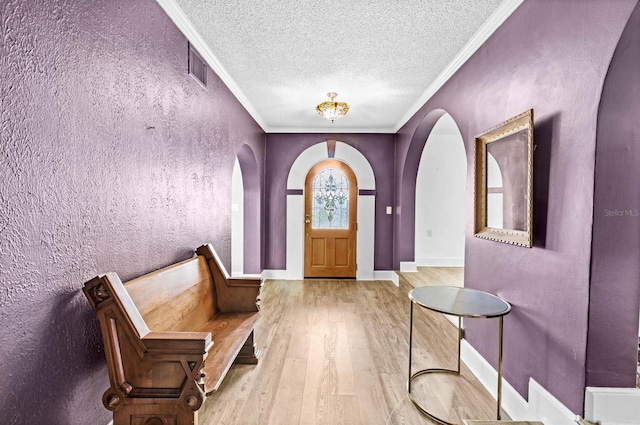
[83,243,261,425]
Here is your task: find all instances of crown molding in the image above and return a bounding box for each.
[393,0,525,133]
[264,126,396,134]
[155,0,269,131]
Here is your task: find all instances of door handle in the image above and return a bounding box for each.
[305,213,311,224]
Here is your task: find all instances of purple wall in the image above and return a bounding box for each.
[0,0,264,423]
[394,0,638,413]
[237,144,264,274]
[587,2,640,388]
[264,133,395,271]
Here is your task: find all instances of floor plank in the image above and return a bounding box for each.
[199,269,506,425]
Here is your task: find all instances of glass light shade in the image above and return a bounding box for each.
[316,92,349,123]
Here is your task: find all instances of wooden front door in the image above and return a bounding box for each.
[304,160,357,278]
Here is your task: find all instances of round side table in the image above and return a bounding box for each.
[408,286,511,425]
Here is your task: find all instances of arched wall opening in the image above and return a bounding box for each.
[231,158,244,275]
[414,113,467,269]
[396,109,448,269]
[285,141,376,280]
[398,108,474,271]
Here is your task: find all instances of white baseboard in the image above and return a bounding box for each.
[460,340,576,424]
[584,387,640,424]
[261,269,290,280]
[590,421,640,425]
[262,269,399,285]
[528,378,578,425]
[374,270,400,286]
[106,421,113,425]
[446,314,460,327]
[415,257,464,267]
[461,340,532,420]
[400,261,417,272]
[357,269,375,281]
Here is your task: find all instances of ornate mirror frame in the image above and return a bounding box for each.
[474,109,534,247]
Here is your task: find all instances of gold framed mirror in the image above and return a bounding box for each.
[474,109,534,247]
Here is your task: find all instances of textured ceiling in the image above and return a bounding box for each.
[159,0,523,133]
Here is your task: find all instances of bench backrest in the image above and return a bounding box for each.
[124,256,217,332]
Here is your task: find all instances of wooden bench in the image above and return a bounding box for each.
[83,243,261,425]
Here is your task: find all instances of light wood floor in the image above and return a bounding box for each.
[199,267,503,425]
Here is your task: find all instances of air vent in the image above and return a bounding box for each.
[188,43,207,88]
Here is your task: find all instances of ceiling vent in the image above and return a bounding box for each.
[188,43,207,88]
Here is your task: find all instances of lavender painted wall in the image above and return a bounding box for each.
[394,0,638,414]
[264,133,395,271]
[237,144,264,274]
[0,0,264,423]
[587,2,640,388]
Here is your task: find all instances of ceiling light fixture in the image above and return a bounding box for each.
[316,92,349,123]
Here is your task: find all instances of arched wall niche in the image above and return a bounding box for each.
[397,108,455,269]
[414,112,467,269]
[236,144,262,274]
[285,141,376,280]
[586,1,640,389]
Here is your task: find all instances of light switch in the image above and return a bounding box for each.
[386,206,392,215]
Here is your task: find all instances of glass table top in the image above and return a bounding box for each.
[409,286,511,318]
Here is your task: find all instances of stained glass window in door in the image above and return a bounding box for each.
[312,168,350,229]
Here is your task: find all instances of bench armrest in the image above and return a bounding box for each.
[143,331,213,355]
[196,244,262,313]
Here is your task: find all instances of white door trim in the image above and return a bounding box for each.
[285,141,376,280]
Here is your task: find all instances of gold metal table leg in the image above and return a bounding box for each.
[408,303,505,424]
[497,316,504,420]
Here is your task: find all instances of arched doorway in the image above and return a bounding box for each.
[304,159,357,278]
[414,113,466,270]
[286,141,376,280]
